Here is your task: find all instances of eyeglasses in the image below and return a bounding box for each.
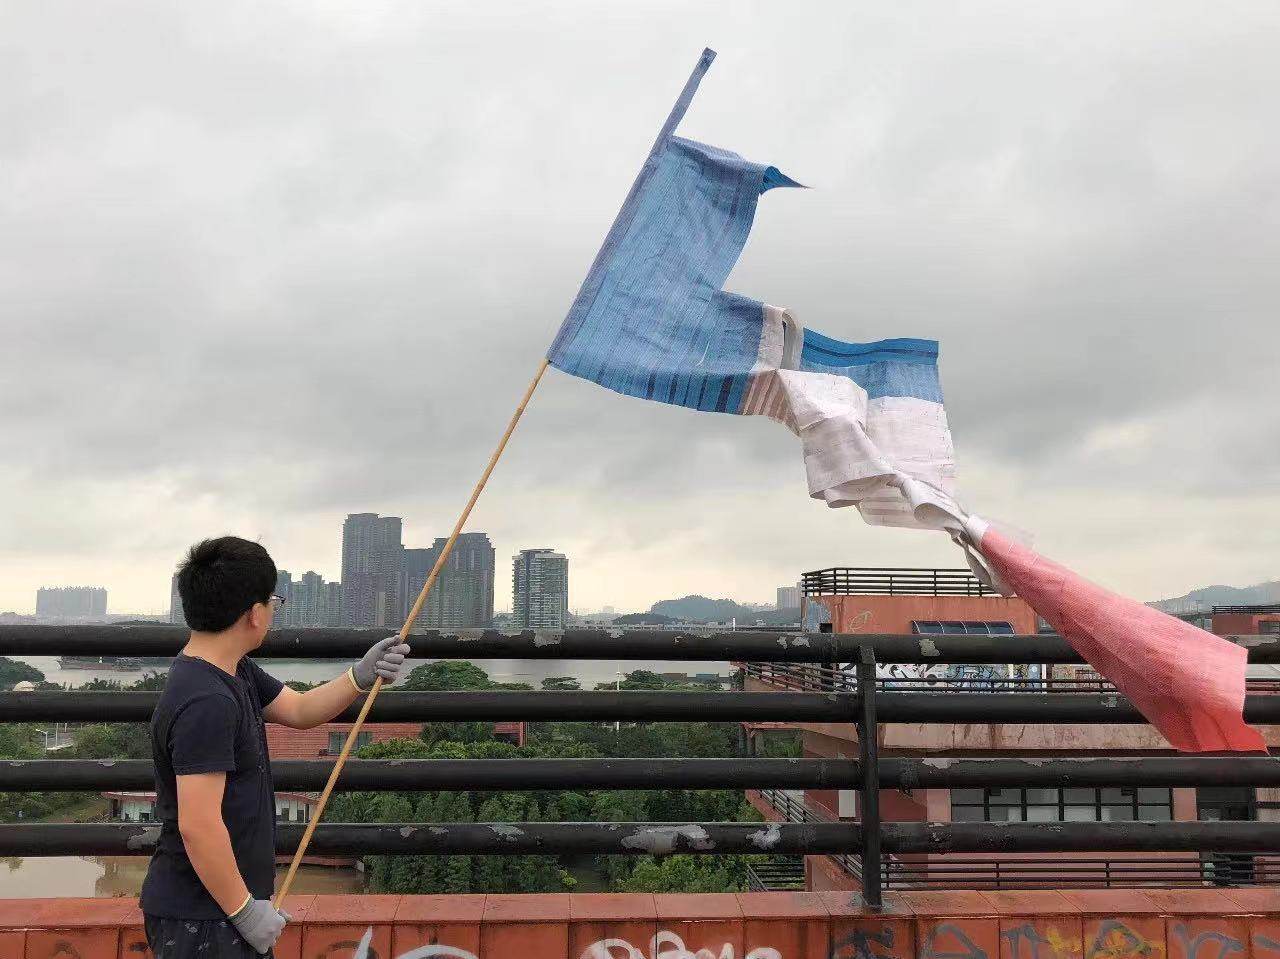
[268,594,286,610]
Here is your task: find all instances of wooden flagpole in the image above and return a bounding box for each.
[274,358,551,906]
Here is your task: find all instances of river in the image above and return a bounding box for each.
[0,856,365,898]
[18,656,733,690]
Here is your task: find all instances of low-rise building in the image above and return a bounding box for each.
[742,565,1280,893]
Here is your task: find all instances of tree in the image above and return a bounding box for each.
[402,661,492,691]
[420,722,496,748]
[618,854,748,893]
[540,676,581,691]
[593,669,668,692]
[0,658,44,689]
[368,795,414,892]
[71,724,150,760]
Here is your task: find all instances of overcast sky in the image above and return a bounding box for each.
[3,1,1277,615]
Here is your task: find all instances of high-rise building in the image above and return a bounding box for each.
[404,533,496,629]
[169,574,186,626]
[776,583,802,610]
[274,570,343,628]
[341,513,404,627]
[511,549,568,630]
[36,586,107,619]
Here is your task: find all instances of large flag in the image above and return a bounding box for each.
[548,49,1263,752]
[547,49,956,529]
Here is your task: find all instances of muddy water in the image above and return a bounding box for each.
[0,856,365,899]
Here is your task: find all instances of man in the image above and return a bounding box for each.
[141,536,412,958]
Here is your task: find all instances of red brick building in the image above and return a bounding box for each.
[745,566,1280,893]
[1210,605,1280,637]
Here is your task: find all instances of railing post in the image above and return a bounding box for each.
[856,643,883,908]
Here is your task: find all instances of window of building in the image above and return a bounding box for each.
[328,731,372,754]
[911,621,1015,636]
[951,787,1173,822]
[1261,621,1280,635]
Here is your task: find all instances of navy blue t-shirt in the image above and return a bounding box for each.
[140,654,284,919]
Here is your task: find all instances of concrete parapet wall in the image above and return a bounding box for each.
[0,889,1278,959]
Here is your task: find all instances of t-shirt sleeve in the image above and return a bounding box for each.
[244,658,285,708]
[169,693,239,775]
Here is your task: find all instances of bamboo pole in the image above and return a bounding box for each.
[274,358,551,906]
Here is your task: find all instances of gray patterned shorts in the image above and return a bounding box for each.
[144,914,273,958]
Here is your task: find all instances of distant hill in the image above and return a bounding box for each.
[645,595,802,626]
[1150,581,1280,613]
[649,595,762,623]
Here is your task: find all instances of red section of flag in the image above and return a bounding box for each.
[978,527,1265,753]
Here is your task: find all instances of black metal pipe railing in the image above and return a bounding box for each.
[32,756,1280,793]
[9,689,1280,725]
[0,758,853,792]
[5,821,1278,859]
[0,821,851,857]
[8,625,1280,905]
[5,624,1279,663]
[0,690,852,723]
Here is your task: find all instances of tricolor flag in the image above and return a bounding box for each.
[548,49,1264,753]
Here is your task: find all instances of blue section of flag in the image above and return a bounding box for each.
[547,48,945,414]
[547,131,797,412]
[799,331,945,403]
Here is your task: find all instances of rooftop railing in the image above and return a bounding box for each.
[752,786,1280,891]
[3,625,1280,906]
[801,567,993,597]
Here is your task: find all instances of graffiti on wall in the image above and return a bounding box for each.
[877,662,1042,691]
[331,927,784,959]
[582,931,782,959]
[920,922,989,959]
[830,924,899,959]
[1170,925,1243,959]
[1002,924,1082,959]
[1087,921,1166,959]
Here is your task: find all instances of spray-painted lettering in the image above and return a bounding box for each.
[1171,925,1243,959]
[922,923,987,959]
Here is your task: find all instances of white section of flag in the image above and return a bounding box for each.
[742,304,959,529]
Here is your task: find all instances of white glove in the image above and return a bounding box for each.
[229,898,289,955]
[351,636,411,691]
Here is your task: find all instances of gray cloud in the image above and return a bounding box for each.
[2,1,1277,612]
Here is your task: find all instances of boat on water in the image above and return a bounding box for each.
[57,656,144,672]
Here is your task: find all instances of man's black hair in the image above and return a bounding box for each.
[176,537,277,633]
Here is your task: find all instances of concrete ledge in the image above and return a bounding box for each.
[0,890,1275,958]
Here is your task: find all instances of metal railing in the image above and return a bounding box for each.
[881,855,1280,890]
[751,787,1280,891]
[745,857,805,891]
[754,788,864,880]
[802,567,993,597]
[4,625,1280,905]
